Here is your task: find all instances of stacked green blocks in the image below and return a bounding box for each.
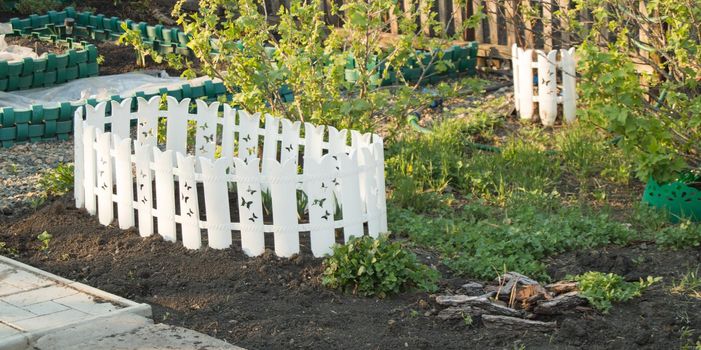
[0,39,98,92]
[0,79,229,147]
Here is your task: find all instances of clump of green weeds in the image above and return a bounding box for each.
[322,234,439,298]
[570,271,661,313]
[39,163,74,196]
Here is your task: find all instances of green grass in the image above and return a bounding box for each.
[383,105,701,281]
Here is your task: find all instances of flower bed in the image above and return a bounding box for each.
[0,39,98,92]
[73,97,387,257]
[0,78,228,147]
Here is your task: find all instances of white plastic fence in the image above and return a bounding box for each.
[73,97,388,257]
[511,44,577,126]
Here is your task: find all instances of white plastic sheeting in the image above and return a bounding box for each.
[0,72,208,109]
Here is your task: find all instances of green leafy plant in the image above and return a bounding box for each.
[671,268,701,299]
[37,231,52,251]
[39,163,74,196]
[0,242,18,257]
[570,271,661,313]
[117,22,163,68]
[569,0,701,183]
[322,234,439,298]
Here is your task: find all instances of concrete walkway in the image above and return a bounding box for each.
[0,256,243,350]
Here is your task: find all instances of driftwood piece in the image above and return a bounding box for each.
[436,295,525,317]
[437,306,485,320]
[482,315,557,331]
[461,282,485,296]
[545,281,579,295]
[533,292,587,315]
[499,272,540,286]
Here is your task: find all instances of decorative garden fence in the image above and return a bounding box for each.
[73,97,388,257]
[511,44,576,126]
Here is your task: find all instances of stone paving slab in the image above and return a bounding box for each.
[0,256,151,350]
[32,313,244,350]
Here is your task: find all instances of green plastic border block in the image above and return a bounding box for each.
[643,177,701,222]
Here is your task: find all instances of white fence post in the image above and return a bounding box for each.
[73,109,84,209]
[234,158,265,256]
[95,131,113,226]
[154,148,176,242]
[267,159,299,257]
[201,157,232,249]
[114,134,134,229]
[512,44,578,126]
[176,153,201,249]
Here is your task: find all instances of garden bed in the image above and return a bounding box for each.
[0,194,699,349]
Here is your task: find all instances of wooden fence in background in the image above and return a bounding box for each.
[261,0,584,60]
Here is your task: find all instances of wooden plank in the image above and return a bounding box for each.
[438,0,450,35]
[471,0,484,42]
[504,0,516,47]
[486,0,498,44]
[522,0,534,48]
[542,0,553,51]
[453,0,465,40]
[558,0,570,46]
[419,0,431,35]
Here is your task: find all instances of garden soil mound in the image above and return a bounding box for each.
[1,195,700,349]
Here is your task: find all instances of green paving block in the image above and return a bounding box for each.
[8,61,23,76]
[32,71,45,88]
[7,77,18,91]
[1,108,14,126]
[18,75,32,90]
[77,63,88,78]
[55,53,68,69]
[72,49,88,64]
[48,10,67,25]
[44,106,60,121]
[30,14,49,28]
[56,69,66,84]
[0,127,15,142]
[58,102,73,121]
[77,12,90,26]
[14,109,31,124]
[10,18,24,30]
[0,79,7,91]
[44,71,56,85]
[56,120,72,134]
[86,62,99,76]
[65,66,78,81]
[191,85,205,98]
[33,57,47,72]
[178,31,189,46]
[28,124,45,140]
[0,61,7,78]
[65,7,77,19]
[43,120,57,137]
[162,28,174,43]
[30,105,44,124]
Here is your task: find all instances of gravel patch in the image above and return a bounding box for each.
[0,139,74,217]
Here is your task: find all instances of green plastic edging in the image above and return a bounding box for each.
[0,79,230,148]
[643,177,701,223]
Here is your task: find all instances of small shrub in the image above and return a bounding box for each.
[39,163,74,196]
[571,271,661,313]
[322,234,439,298]
[37,231,52,251]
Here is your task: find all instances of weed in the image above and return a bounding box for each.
[39,163,74,196]
[322,234,440,298]
[461,313,473,326]
[671,268,701,299]
[37,231,52,251]
[570,272,661,313]
[96,55,105,65]
[0,242,18,257]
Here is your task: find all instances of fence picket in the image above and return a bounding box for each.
[221,105,237,160]
[73,109,84,208]
[233,158,265,256]
[304,155,336,256]
[82,125,96,215]
[154,148,176,242]
[338,151,363,241]
[561,47,577,123]
[134,139,154,237]
[537,50,558,126]
[195,100,219,159]
[267,159,299,257]
[359,147,380,237]
[280,118,301,167]
[176,153,201,249]
[166,97,191,156]
[110,98,132,139]
[86,102,106,131]
[304,122,324,163]
[95,131,113,226]
[517,47,534,120]
[113,134,134,229]
[201,157,232,249]
[136,96,161,147]
[372,141,388,233]
[238,110,261,164]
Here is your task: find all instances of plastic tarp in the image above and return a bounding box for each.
[0,72,208,110]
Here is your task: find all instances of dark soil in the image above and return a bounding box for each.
[1,194,700,350]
